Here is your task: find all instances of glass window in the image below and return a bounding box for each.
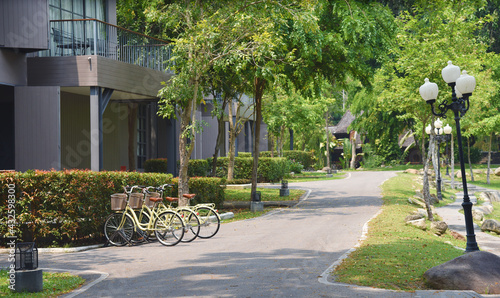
[137,105,147,169]
[49,0,106,21]
[73,0,84,17]
[85,0,96,18]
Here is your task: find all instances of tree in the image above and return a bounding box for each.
[150,0,305,203]
[151,1,261,204]
[354,0,495,218]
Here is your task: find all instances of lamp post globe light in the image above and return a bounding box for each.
[419,61,479,253]
[425,120,452,201]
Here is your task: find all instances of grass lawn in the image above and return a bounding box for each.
[225,187,305,202]
[0,270,84,297]
[286,171,345,182]
[333,172,466,291]
[468,168,500,191]
[221,187,307,223]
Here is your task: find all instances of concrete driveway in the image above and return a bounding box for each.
[5,171,487,297]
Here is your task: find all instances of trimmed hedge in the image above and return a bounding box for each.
[164,177,226,209]
[0,170,225,247]
[236,152,252,158]
[188,159,210,177]
[207,157,288,182]
[144,158,168,173]
[260,150,316,169]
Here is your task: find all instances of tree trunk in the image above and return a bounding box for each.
[450,133,455,189]
[211,99,228,176]
[467,137,474,182]
[325,114,330,170]
[270,134,275,158]
[423,136,435,221]
[178,79,199,206]
[127,103,138,171]
[487,132,492,185]
[350,131,356,169]
[279,126,285,157]
[251,77,265,196]
[227,98,235,181]
[432,134,438,179]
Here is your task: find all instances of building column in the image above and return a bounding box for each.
[90,87,113,171]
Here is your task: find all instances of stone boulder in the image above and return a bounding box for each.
[430,194,439,204]
[481,219,500,234]
[408,197,426,208]
[495,167,500,176]
[472,209,484,222]
[415,208,428,218]
[404,169,420,174]
[482,191,500,203]
[405,213,425,222]
[406,218,427,230]
[430,221,448,236]
[456,171,471,178]
[424,251,500,294]
[450,230,465,241]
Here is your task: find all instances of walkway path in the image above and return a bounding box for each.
[3,171,499,297]
[436,182,500,256]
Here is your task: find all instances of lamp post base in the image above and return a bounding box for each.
[462,200,480,253]
[14,269,43,293]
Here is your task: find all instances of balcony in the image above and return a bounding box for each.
[38,19,172,73]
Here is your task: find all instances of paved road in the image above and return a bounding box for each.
[5,171,489,297]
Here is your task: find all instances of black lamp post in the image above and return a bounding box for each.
[419,61,479,253]
[425,120,452,201]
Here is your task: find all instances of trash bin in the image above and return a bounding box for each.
[251,191,261,202]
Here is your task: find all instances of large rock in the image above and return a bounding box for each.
[404,169,420,174]
[430,194,439,204]
[482,191,500,203]
[406,218,427,230]
[423,251,500,294]
[430,221,448,236]
[481,219,500,234]
[474,205,493,215]
[472,209,484,222]
[408,197,426,208]
[495,167,500,176]
[405,213,425,222]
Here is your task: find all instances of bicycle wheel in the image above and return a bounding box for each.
[196,206,220,239]
[177,208,200,243]
[104,212,134,246]
[154,211,185,246]
[131,210,150,244]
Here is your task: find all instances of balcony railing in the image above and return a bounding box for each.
[38,19,172,72]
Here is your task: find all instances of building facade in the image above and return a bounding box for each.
[0,0,265,174]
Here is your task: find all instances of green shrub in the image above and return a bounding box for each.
[258,157,288,182]
[0,170,226,247]
[454,145,482,164]
[288,160,304,173]
[207,157,287,182]
[260,150,315,169]
[144,158,168,173]
[207,157,253,180]
[160,177,226,209]
[188,159,210,177]
[283,150,316,169]
[237,152,252,158]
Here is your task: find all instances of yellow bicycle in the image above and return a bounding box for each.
[104,186,185,246]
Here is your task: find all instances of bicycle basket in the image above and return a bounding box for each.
[129,193,143,209]
[145,192,160,208]
[110,194,127,210]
